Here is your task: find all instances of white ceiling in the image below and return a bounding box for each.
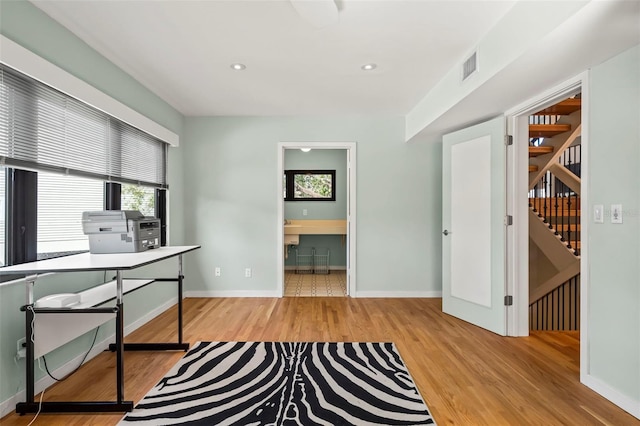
[30,0,517,117]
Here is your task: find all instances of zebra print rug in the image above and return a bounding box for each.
[119,341,435,425]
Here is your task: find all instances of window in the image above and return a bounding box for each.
[37,171,103,258]
[121,184,156,217]
[0,64,169,271]
[284,170,336,201]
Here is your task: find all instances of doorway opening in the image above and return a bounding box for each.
[506,73,586,348]
[526,93,582,334]
[276,142,356,298]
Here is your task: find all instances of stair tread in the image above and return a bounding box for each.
[529,165,539,172]
[529,146,554,157]
[532,98,582,116]
[529,124,572,138]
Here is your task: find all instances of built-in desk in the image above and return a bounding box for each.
[284,220,347,258]
[0,245,200,414]
[284,219,347,237]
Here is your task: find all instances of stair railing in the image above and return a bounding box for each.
[529,274,580,331]
[559,144,581,177]
[529,114,560,146]
[529,148,581,256]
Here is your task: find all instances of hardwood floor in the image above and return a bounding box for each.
[2,297,638,425]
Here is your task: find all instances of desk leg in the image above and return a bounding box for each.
[24,276,36,407]
[25,304,35,406]
[17,305,134,413]
[178,254,184,344]
[108,262,190,353]
[116,271,125,404]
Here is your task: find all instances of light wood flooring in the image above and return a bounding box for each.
[2,297,639,425]
[284,270,346,297]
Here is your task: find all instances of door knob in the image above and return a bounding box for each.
[442,230,450,236]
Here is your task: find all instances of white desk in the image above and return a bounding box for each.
[0,245,200,414]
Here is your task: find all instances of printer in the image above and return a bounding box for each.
[82,210,160,254]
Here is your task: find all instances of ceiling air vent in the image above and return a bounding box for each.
[462,51,477,81]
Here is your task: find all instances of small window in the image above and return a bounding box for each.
[284,170,336,201]
[121,184,156,217]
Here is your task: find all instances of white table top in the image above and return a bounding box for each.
[0,245,200,275]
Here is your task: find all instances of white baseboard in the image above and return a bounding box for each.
[185,290,281,298]
[0,297,177,419]
[284,266,346,271]
[582,374,640,420]
[354,291,443,298]
[184,290,442,299]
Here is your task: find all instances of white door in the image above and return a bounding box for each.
[442,116,507,335]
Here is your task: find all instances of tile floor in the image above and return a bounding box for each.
[284,270,347,297]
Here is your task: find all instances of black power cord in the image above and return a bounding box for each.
[42,326,100,382]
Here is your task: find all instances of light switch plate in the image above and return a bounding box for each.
[611,204,623,224]
[593,205,604,223]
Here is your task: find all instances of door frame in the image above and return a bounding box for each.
[504,71,588,369]
[276,142,357,297]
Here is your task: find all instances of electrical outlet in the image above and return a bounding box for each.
[215,267,221,277]
[16,337,26,359]
[302,209,308,216]
[245,268,252,278]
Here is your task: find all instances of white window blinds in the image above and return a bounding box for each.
[0,64,167,187]
[37,171,104,256]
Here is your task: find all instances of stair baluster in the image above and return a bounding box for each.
[553,192,560,235]
[570,148,579,256]
[559,182,565,242]
[530,186,535,211]
[570,277,576,329]
[551,291,556,330]
[529,274,580,331]
[542,173,548,223]
[567,148,574,250]
[547,172,558,229]
[575,275,580,328]
[566,184,573,250]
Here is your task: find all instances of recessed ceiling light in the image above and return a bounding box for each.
[230,63,246,71]
[361,63,377,71]
[300,148,311,153]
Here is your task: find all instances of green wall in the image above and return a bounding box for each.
[182,116,443,295]
[0,0,186,409]
[284,149,347,220]
[588,44,640,405]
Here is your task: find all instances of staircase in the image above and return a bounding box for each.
[528,97,581,331]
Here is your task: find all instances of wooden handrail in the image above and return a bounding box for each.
[529,121,582,189]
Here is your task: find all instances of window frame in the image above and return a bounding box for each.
[1,170,168,283]
[5,168,37,266]
[284,170,336,202]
